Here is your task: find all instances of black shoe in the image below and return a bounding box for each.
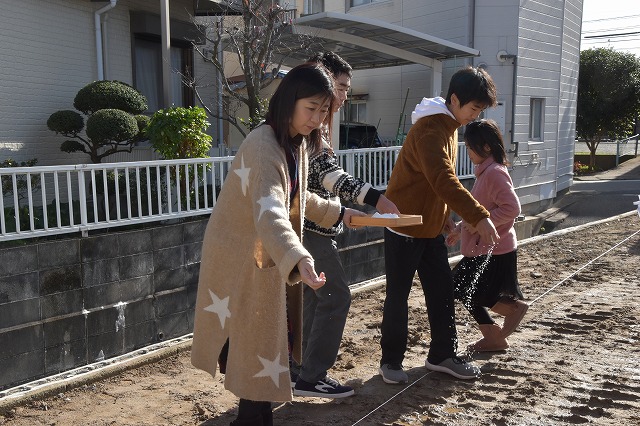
[290,371,298,388]
[230,414,263,426]
[293,376,354,398]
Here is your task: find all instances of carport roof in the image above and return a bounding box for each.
[277,12,479,70]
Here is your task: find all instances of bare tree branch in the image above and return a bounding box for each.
[187,1,324,141]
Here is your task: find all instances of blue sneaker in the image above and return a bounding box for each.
[293,376,354,398]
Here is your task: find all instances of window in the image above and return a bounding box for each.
[529,98,544,141]
[341,101,367,123]
[132,35,194,112]
[350,0,384,6]
[304,0,324,14]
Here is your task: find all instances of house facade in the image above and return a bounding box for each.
[219,0,583,214]
[316,0,583,214]
[0,0,216,165]
[0,0,582,216]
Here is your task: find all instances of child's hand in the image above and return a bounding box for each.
[297,257,326,290]
[462,222,477,234]
[443,217,456,234]
[475,218,500,245]
[445,228,460,246]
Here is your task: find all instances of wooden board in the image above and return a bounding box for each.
[350,214,422,227]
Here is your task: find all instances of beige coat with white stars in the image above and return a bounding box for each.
[191,124,341,402]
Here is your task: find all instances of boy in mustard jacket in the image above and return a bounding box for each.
[378,66,500,384]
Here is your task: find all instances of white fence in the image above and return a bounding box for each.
[575,134,639,166]
[1,145,473,241]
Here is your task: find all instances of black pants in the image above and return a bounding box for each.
[380,230,458,366]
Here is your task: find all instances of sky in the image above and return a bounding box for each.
[581,0,640,56]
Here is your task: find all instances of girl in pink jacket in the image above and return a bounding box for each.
[447,119,528,352]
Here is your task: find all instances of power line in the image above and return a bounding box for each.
[583,38,640,44]
[583,24,640,35]
[583,13,640,24]
[585,31,640,39]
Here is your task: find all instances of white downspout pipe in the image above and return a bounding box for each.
[95,0,117,81]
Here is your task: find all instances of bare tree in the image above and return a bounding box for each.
[189,0,318,138]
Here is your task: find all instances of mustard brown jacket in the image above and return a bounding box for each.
[191,125,341,402]
[385,97,489,237]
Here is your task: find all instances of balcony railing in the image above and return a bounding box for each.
[0,144,473,242]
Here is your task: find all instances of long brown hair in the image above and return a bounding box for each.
[264,62,335,153]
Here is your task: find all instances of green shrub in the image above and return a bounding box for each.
[86,109,139,144]
[146,106,212,160]
[47,80,148,163]
[74,80,147,115]
[47,110,84,135]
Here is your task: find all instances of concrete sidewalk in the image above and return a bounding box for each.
[538,155,640,232]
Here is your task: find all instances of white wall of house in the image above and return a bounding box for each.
[327,0,582,213]
[508,0,582,210]
[0,0,583,213]
[0,0,97,165]
[555,0,582,194]
[0,0,208,166]
[325,0,477,143]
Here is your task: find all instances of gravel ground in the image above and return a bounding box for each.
[1,214,639,426]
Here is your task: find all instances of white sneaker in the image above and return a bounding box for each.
[378,363,408,384]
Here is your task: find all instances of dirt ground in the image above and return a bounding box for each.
[1,214,639,426]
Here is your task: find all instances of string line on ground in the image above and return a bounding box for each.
[350,226,639,426]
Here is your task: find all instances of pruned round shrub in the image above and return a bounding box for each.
[47,110,84,134]
[86,109,139,144]
[134,114,151,134]
[132,114,151,143]
[60,140,86,153]
[74,80,148,115]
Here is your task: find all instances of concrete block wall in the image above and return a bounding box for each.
[0,218,206,391]
[337,221,386,285]
[0,214,391,391]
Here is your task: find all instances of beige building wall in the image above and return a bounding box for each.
[0,0,201,166]
[0,0,97,165]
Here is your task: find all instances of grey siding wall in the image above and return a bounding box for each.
[471,1,520,143]
[508,0,582,210]
[556,0,583,193]
[0,0,96,165]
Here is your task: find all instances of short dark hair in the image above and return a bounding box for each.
[264,62,335,152]
[446,66,497,109]
[464,119,507,165]
[308,51,353,78]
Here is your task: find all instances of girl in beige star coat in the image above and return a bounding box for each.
[191,63,364,426]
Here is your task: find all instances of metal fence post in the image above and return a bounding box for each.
[77,167,88,234]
